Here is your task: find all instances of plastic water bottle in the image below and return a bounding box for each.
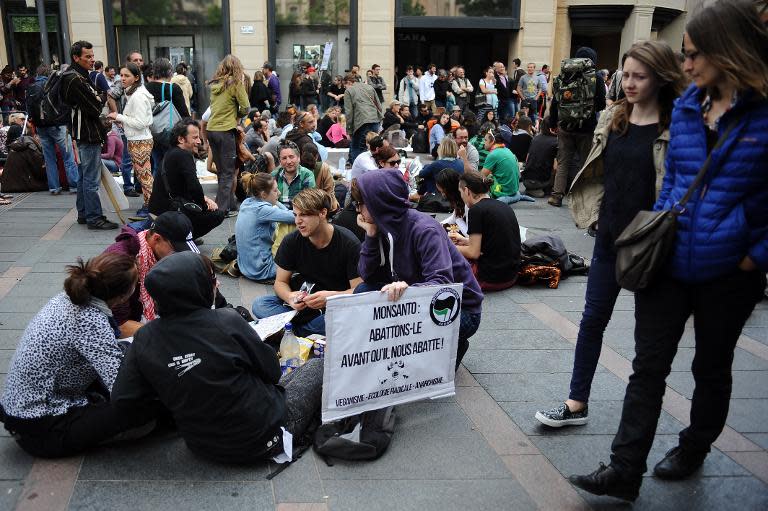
[279,323,301,375]
[338,156,348,180]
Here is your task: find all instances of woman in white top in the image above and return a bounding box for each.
[478,67,499,120]
[107,62,155,207]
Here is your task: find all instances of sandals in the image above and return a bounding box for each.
[0,199,11,206]
[0,193,12,200]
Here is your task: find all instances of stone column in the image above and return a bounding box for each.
[518,0,557,70]
[357,0,395,104]
[66,0,108,61]
[619,5,655,64]
[230,0,270,76]
[657,12,686,53]
[0,13,7,67]
[551,0,571,75]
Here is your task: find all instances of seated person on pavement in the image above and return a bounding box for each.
[251,188,362,337]
[148,118,225,239]
[112,252,323,464]
[0,253,159,458]
[350,169,484,368]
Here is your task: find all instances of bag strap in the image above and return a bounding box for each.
[361,85,382,115]
[677,112,744,209]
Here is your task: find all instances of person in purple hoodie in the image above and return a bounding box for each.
[350,169,484,369]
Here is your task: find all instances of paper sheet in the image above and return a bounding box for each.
[250,310,297,341]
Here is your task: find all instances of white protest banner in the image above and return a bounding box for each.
[321,284,462,422]
[320,42,333,71]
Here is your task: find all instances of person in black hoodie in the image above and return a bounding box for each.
[61,41,117,230]
[112,252,324,464]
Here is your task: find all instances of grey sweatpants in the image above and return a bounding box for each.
[279,358,324,439]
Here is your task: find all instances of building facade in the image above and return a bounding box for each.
[1,0,689,109]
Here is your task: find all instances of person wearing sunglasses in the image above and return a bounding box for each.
[373,145,401,169]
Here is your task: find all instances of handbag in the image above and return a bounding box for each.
[474,80,488,108]
[614,116,742,291]
[161,158,203,214]
[151,83,180,149]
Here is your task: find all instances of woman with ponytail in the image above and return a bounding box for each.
[235,172,296,281]
[0,253,158,457]
[450,171,521,291]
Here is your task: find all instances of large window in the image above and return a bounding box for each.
[401,0,517,17]
[274,1,351,110]
[1,1,64,70]
[110,0,224,111]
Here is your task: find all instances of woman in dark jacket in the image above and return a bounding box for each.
[111,252,323,464]
[571,1,768,501]
[249,70,272,111]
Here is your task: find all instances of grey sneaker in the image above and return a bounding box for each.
[535,403,589,427]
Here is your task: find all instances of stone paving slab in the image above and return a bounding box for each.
[322,479,537,511]
[70,481,276,511]
[500,400,685,437]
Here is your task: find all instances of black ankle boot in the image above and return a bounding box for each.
[653,446,706,480]
[569,462,641,501]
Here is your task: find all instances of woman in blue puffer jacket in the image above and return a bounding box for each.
[570,0,768,502]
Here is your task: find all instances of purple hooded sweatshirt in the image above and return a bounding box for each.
[356,169,483,314]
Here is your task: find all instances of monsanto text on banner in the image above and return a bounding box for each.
[321,284,462,422]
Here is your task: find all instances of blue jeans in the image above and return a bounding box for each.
[38,125,79,192]
[569,233,621,402]
[354,282,481,369]
[102,159,119,174]
[75,143,105,223]
[251,295,326,337]
[120,134,135,192]
[496,193,535,204]
[499,99,515,122]
[349,122,380,165]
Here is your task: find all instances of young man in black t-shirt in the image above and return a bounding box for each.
[251,188,362,337]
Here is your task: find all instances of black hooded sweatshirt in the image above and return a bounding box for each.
[111,252,286,463]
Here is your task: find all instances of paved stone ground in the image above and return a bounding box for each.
[1,178,767,511]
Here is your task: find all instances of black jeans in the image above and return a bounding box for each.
[610,269,766,476]
[3,400,160,458]
[569,233,621,402]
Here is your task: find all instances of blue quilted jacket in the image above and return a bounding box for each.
[655,84,768,283]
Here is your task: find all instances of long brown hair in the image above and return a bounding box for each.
[208,54,245,90]
[687,0,768,98]
[610,40,687,135]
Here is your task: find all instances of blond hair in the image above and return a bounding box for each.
[208,54,245,90]
[437,136,459,159]
[292,188,332,216]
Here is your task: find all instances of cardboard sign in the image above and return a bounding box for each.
[321,284,462,422]
[320,42,333,71]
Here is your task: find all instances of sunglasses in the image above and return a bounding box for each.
[352,200,363,211]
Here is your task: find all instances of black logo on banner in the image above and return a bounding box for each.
[429,288,461,326]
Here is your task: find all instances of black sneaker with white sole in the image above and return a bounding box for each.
[535,403,589,427]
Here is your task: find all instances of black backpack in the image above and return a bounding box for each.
[416,192,452,213]
[313,406,396,462]
[411,129,428,154]
[28,71,72,127]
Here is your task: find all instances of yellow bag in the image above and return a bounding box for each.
[272,222,297,257]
